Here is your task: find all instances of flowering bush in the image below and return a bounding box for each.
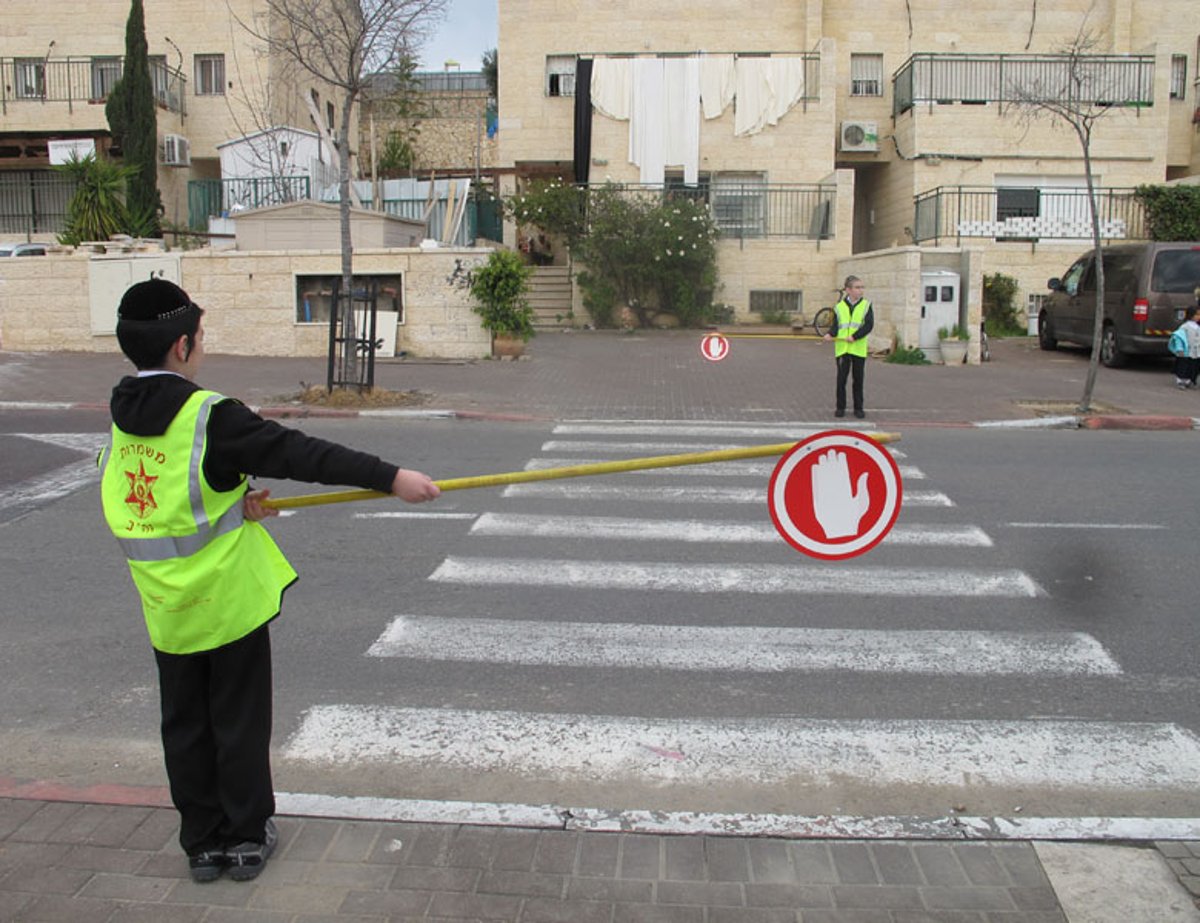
[507,181,720,328]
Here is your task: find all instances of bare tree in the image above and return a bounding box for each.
[232,0,447,386]
[1007,22,1145,412]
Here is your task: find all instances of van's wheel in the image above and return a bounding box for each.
[1100,324,1127,368]
[1038,311,1058,350]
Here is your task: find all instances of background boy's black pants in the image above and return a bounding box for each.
[836,354,866,413]
[155,622,275,854]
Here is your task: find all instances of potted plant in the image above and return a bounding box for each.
[469,249,536,357]
[937,323,970,365]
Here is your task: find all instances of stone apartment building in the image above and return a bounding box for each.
[0,0,349,233]
[496,0,1200,347]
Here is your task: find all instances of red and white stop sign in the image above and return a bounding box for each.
[768,430,903,560]
[700,332,730,362]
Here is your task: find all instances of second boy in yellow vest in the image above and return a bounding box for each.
[823,275,875,419]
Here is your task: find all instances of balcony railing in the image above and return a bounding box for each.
[912,185,1147,245]
[1,56,187,116]
[893,53,1155,116]
[577,182,836,240]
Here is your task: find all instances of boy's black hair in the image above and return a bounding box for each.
[115,279,203,369]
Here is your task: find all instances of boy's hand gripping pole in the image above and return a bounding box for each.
[260,434,900,511]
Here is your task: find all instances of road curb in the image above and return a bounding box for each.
[1080,414,1197,430]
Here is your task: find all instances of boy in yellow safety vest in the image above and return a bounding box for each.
[99,279,440,882]
[823,275,875,419]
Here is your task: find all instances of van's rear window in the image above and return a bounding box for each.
[1152,250,1200,294]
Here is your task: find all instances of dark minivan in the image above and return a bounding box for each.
[1038,242,1200,367]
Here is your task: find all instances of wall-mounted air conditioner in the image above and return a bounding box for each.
[162,133,191,166]
[840,121,879,153]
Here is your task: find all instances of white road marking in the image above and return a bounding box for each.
[470,512,989,546]
[0,457,98,518]
[542,439,907,459]
[355,511,478,520]
[501,483,953,506]
[366,615,1119,675]
[14,432,110,453]
[553,423,835,438]
[285,706,1200,791]
[1006,522,1167,530]
[524,457,925,479]
[429,556,1042,597]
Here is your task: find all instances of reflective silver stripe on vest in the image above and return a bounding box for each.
[117,501,245,561]
[117,393,246,562]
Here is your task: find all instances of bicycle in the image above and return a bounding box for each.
[811,306,836,338]
[980,320,991,362]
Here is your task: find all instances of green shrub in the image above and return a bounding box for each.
[468,250,536,341]
[886,341,932,365]
[937,323,970,341]
[758,308,794,325]
[982,272,1025,335]
[1135,185,1200,241]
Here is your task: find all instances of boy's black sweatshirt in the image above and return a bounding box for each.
[109,374,399,494]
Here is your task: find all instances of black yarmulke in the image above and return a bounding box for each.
[118,279,194,322]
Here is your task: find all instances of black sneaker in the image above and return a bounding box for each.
[854,410,865,419]
[225,818,278,882]
[834,409,845,418]
[188,849,226,883]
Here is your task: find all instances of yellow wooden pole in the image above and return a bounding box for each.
[261,433,900,511]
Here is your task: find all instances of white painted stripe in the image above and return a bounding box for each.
[270,788,1200,841]
[285,706,1200,791]
[502,483,953,506]
[15,432,109,453]
[0,457,98,518]
[975,415,1080,429]
[355,511,478,520]
[429,556,1042,597]
[525,457,925,480]
[470,512,990,547]
[366,615,1118,675]
[542,439,907,459]
[1007,522,1167,530]
[553,423,838,437]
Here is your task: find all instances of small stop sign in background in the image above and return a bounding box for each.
[768,430,903,560]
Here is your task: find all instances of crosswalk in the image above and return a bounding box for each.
[278,418,1200,816]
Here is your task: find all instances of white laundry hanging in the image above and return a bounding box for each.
[699,54,736,119]
[629,57,666,185]
[664,57,700,185]
[733,55,806,136]
[590,57,631,121]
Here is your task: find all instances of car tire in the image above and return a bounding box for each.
[1100,325,1127,368]
[1038,311,1058,351]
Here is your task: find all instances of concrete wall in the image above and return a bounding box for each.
[0,248,493,359]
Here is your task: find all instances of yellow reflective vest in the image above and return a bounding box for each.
[834,298,871,358]
[100,390,297,654]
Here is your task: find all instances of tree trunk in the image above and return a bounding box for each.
[1078,123,1104,414]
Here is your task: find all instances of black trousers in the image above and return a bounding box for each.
[835,354,866,413]
[154,622,275,855]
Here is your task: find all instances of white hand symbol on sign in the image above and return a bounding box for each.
[810,448,870,539]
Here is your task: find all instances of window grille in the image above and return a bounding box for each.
[749,290,802,314]
[91,57,121,100]
[711,173,766,237]
[546,55,576,97]
[1170,55,1187,100]
[850,54,883,97]
[14,59,45,98]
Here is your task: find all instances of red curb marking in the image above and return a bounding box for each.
[1081,415,1194,431]
[0,775,172,808]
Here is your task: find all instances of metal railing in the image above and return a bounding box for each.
[187,176,311,228]
[894,52,1155,115]
[578,182,836,240]
[912,185,1147,244]
[0,170,76,235]
[0,56,186,116]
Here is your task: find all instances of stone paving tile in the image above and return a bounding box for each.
[121,808,178,852]
[530,830,579,876]
[576,833,620,878]
[520,896,613,923]
[77,870,175,902]
[325,821,385,863]
[913,843,971,887]
[490,829,539,872]
[476,869,565,898]
[339,885,433,916]
[619,833,661,879]
[956,845,1012,887]
[704,837,750,882]
[747,840,796,883]
[662,836,704,882]
[656,879,744,906]
[566,875,653,902]
[107,902,208,922]
[869,843,923,885]
[0,799,43,839]
[788,842,836,883]
[829,842,877,884]
[610,903,704,922]
[390,865,482,892]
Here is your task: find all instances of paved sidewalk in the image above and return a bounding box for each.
[3,333,1200,920]
[3,329,1200,426]
[2,795,1199,922]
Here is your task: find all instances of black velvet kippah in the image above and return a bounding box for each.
[117,279,197,322]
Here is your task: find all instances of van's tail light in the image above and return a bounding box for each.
[1133,298,1149,322]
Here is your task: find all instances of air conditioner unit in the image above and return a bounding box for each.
[162,133,191,166]
[840,120,879,153]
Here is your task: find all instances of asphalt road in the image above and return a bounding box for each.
[2,412,1199,824]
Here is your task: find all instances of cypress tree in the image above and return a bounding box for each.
[105,0,161,235]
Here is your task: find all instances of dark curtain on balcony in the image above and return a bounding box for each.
[573,57,594,184]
